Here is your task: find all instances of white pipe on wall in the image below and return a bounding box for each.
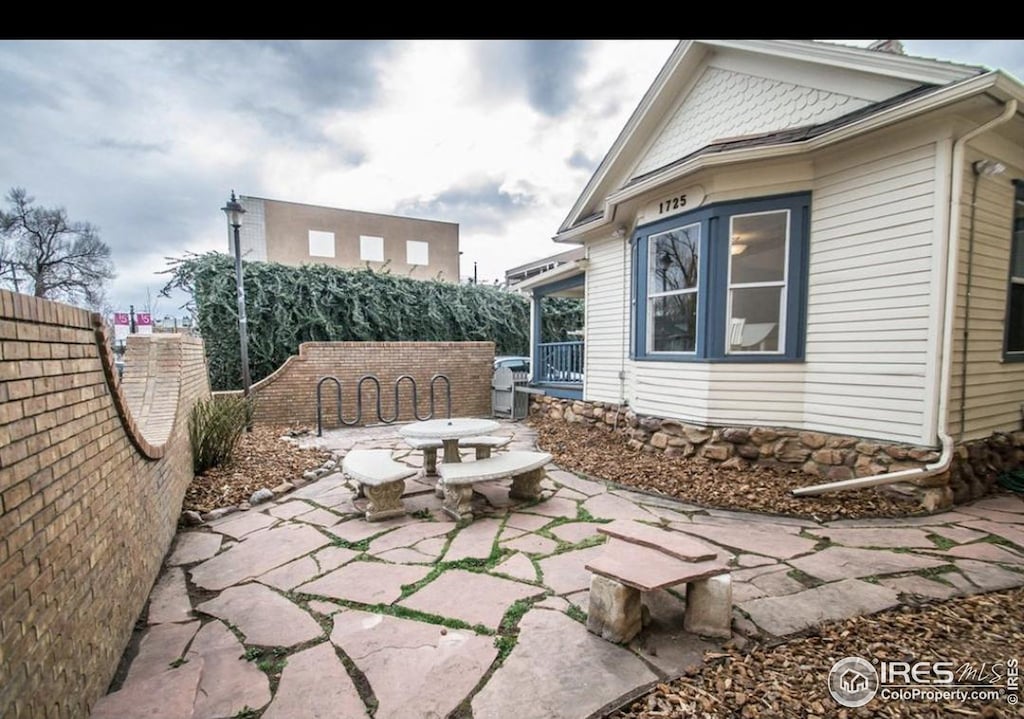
[794,98,1018,497]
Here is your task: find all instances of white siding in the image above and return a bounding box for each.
[801,140,938,443]
[948,144,1024,440]
[582,133,943,444]
[583,236,629,404]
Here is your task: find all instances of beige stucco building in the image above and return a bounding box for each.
[232,196,460,281]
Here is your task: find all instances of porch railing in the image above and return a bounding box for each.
[536,341,584,384]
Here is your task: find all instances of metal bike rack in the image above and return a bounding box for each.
[316,373,452,436]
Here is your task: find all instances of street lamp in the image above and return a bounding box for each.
[221,191,252,402]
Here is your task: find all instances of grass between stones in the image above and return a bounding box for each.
[785,568,822,589]
[927,533,957,550]
[565,603,587,624]
[915,563,961,585]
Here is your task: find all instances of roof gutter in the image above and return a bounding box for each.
[793,97,1019,497]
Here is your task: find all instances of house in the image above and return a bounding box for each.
[527,39,1024,506]
[505,246,586,289]
[233,195,460,281]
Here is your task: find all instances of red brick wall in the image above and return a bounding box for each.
[0,289,210,719]
[240,341,494,427]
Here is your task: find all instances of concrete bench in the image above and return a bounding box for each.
[436,450,552,521]
[404,435,514,476]
[342,450,417,522]
[584,521,732,643]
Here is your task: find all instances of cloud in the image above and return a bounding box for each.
[566,149,598,172]
[473,40,592,116]
[95,138,170,155]
[394,177,538,233]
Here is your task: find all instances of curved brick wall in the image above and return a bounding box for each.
[0,289,210,718]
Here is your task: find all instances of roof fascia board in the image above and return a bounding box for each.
[708,40,982,86]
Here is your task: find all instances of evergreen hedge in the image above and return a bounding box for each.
[163,253,583,391]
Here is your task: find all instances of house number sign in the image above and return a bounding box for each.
[646,185,705,220]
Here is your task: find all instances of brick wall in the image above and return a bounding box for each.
[238,341,494,427]
[0,289,210,719]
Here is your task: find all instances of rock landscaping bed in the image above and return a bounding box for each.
[531,417,926,520]
[183,426,331,514]
[611,586,1024,719]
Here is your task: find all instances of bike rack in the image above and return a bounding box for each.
[316,373,452,436]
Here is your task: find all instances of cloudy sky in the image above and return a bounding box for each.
[1,39,1022,316]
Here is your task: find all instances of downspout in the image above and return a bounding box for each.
[794,98,1018,497]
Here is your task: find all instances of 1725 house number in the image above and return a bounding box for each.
[658,194,688,214]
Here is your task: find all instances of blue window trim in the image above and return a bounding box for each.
[1003,180,1024,362]
[631,192,810,363]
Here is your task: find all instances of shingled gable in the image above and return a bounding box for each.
[557,40,987,239]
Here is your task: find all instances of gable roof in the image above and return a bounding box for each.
[557,40,988,237]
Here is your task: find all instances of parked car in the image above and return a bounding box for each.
[494,356,530,374]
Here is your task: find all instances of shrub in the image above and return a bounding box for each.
[189,395,253,474]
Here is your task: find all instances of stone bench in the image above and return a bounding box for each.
[404,435,514,476]
[436,450,552,521]
[342,450,418,522]
[584,520,732,643]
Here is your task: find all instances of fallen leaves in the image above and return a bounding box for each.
[183,425,330,513]
[530,417,925,520]
[611,588,1024,719]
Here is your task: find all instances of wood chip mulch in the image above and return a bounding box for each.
[611,587,1024,718]
[530,416,925,520]
[183,425,331,513]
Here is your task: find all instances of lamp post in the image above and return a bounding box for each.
[221,191,252,402]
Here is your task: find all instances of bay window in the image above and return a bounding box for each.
[632,192,809,362]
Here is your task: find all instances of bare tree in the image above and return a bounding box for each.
[0,187,115,308]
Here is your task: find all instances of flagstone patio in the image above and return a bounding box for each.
[92,421,1024,719]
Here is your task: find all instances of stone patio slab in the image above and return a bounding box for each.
[749,569,808,596]
[599,520,718,561]
[674,523,817,559]
[147,567,192,624]
[958,519,1024,547]
[940,542,1024,565]
[788,546,950,582]
[313,545,360,573]
[262,642,367,719]
[298,560,431,605]
[209,510,277,539]
[258,556,321,591]
[956,505,1024,523]
[167,532,222,566]
[474,481,515,508]
[288,474,349,501]
[502,533,559,555]
[411,536,448,561]
[444,518,502,562]
[505,513,553,532]
[186,620,271,719]
[401,569,544,628]
[376,547,435,563]
[124,621,200,685]
[740,579,900,636]
[732,582,767,603]
[472,610,657,719]
[879,575,959,600]
[267,500,316,520]
[295,507,346,527]
[307,600,341,615]
[91,659,203,719]
[954,559,1024,591]
[522,496,580,519]
[328,518,402,544]
[927,525,989,544]
[537,544,607,595]
[547,469,605,496]
[812,527,938,549]
[196,584,323,647]
[736,554,776,568]
[368,522,453,554]
[190,524,331,591]
[550,522,603,544]
[968,495,1024,513]
[331,609,496,719]
[581,493,657,523]
[823,512,974,528]
[493,552,539,583]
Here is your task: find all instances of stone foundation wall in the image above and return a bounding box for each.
[0,290,210,718]
[532,396,1023,506]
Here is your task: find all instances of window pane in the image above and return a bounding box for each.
[650,294,697,352]
[1008,284,1024,352]
[730,286,782,352]
[649,224,699,294]
[1013,226,1024,278]
[360,235,384,262]
[730,211,787,284]
[308,230,335,258]
[406,240,429,266]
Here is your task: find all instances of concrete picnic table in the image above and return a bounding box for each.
[399,417,500,464]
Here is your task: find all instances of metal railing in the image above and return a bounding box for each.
[316,373,451,435]
[535,341,584,384]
